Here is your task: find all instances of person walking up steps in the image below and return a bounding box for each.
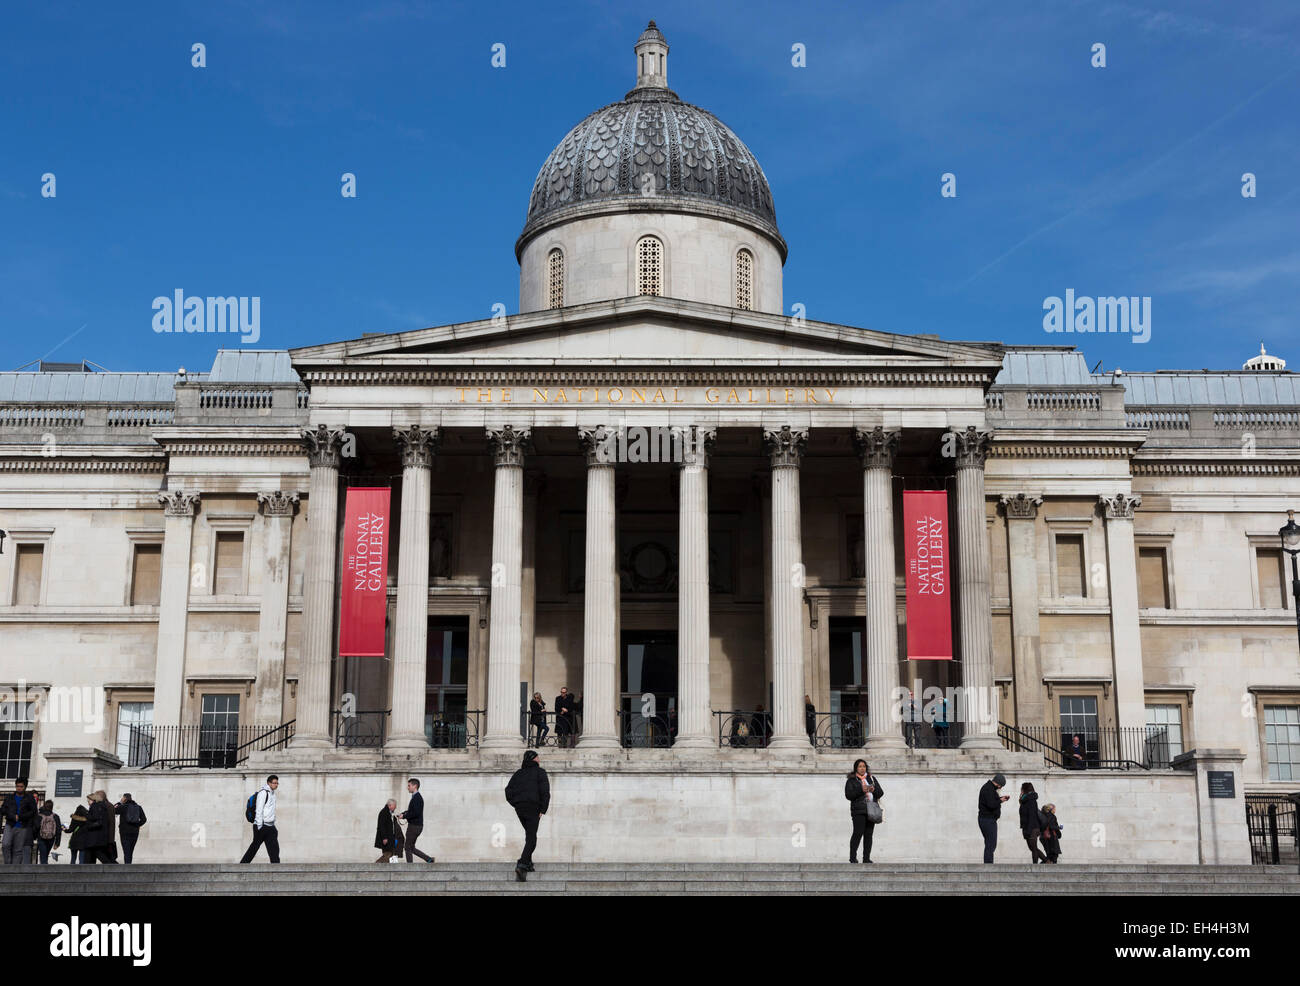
[504,749,550,882]
[1018,782,1049,864]
[399,778,435,863]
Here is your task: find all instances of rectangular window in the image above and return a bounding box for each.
[14,544,44,605]
[1055,534,1085,597]
[131,544,162,605]
[1059,694,1099,766]
[0,701,35,780]
[116,701,154,766]
[213,532,245,595]
[1264,706,1300,782]
[199,693,240,768]
[1138,547,1170,608]
[1144,704,1183,767]
[1256,547,1286,609]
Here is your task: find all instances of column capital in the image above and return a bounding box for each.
[999,492,1043,520]
[578,425,617,466]
[158,490,200,517]
[953,426,993,470]
[679,426,716,469]
[257,490,300,517]
[763,425,808,468]
[393,425,439,469]
[853,426,900,470]
[1098,492,1141,520]
[301,424,346,469]
[487,425,532,467]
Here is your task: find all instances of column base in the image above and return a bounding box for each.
[766,734,814,754]
[479,734,526,753]
[864,735,908,756]
[288,734,333,751]
[383,733,431,753]
[671,734,715,752]
[578,734,622,751]
[959,733,1004,751]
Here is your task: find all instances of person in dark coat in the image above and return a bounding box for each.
[530,693,549,747]
[844,759,884,864]
[1064,734,1087,769]
[554,687,574,748]
[804,695,816,744]
[398,778,434,863]
[65,803,89,864]
[1018,782,1048,863]
[1039,802,1062,863]
[82,791,118,864]
[504,749,550,882]
[374,799,404,864]
[978,772,1009,863]
[36,801,62,864]
[1,777,38,864]
[114,793,147,864]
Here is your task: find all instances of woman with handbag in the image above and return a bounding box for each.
[844,759,884,864]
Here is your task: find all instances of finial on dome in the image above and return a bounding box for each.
[634,20,669,91]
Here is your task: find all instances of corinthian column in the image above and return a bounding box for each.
[153,490,200,730]
[294,425,344,749]
[1000,493,1045,728]
[764,425,809,752]
[578,425,621,750]
[675,426,716,750]
[254,490,298,725]
[387,426,439,750]
[481,425,531,751]
[954,426,1000,749]
[1099,493,1145,731]
[856,427,905,754]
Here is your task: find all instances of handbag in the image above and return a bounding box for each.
[865,800,883,824]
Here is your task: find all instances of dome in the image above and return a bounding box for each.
[517,24,784,260]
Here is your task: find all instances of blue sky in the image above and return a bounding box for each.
[2,0,1296,374]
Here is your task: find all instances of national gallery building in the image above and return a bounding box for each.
[1,24,1296,864]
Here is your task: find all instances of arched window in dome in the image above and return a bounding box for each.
[547,248,564,309]
[735,249,754,310]
[636,235,663,297]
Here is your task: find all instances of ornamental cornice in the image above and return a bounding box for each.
[163,441,305,457]
[298,368,995,388]
[990,443,1137,459]
[0,458,166,473]
[1132,461,1300,476]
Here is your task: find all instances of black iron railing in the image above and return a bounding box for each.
[134,721,295,769]
[333,709,389,748]
[525,709,570,748]
[716,710,773,748]
[428,710,482,749]
[1246,794,1299,865]
[619,711,674,748]
[998,723,1164,770]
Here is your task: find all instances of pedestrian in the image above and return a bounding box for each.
[903,690,921,749]
[36,800,62,864]
[804,695,816,745]
[572,691,584,741]
[1,776,38,864]
[114,793,147,864]
[504,749,550,882]
[933,698,950,748]
[555,687,574,748]
[1064,734,1087,769]
[398,778,435,863]
[1018,782,1048,864]
[844,758,884,864]
[239,774,280,863]
[1040,802,1062,863]
[82,791,118,864]
[374,799,404,864]
[530,692,549,747]
[65,803,89,864]
[978,772,1009,864]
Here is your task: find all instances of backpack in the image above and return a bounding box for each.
[39,813,58,840]
[124,802,144,826]
[245,792,259,823]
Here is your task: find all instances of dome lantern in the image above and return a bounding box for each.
[633,20,669,92]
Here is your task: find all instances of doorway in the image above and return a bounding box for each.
[620,630,677,746]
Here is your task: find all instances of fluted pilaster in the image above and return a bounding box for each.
[764,426,809,751]
[579,425,620,749]
[675,426,715,750]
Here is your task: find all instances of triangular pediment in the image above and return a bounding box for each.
[289,296,1002,371]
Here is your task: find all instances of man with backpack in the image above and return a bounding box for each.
[239,775,280,863]
[1,777,38,864]
[36,800,62,864]
[504,750,549,882]
[114,793,147,863]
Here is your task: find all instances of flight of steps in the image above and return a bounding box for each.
[6,863,1297,895]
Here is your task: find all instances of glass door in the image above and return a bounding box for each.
[620,631,677,746]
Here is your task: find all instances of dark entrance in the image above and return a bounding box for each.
[620,630,677,747]
[426,616,469,747]
[827,617,868,748]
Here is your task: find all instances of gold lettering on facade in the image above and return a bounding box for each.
[452,385,841,404]
[533,388,549,402]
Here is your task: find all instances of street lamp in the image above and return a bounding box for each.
[1281,510,1300,652]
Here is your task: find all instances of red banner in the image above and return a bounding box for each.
[339,487,391,657]
[903,491,953,660]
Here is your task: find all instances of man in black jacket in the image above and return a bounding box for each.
[114,793,147,864]
[398,778,435,863]
[1,777,38,864]
[977,772,1009,863]
[504,750,550,882]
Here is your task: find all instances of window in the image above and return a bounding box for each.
[131,544,162,606]
[1144,704,1183,767]
[1264,706,1300,781]
[13,545,44,605]
[1055,534,1086,597]
[116,701,154,766]
[0,701,34,780]
[1059,695,1099,766]
[199,693,240,768]
[735,249,754,310]
[636,235,662,296]
[546,248,564,309]
[213,532,245,595]
[1138,546,1170,608]
[1256,547,1286,609]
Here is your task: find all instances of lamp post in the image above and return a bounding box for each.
[1281,510,1300,653]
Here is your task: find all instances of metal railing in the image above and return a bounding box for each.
[716,710,773,748]
[619,711,674,748]
[998,723,1167,770]
[1246,794,1299,865]
[133,722,295,769]
[333,709,389,748]
[525,709,578,748]
[428,710,482,750]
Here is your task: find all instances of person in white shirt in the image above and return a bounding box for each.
[239,774,280,863]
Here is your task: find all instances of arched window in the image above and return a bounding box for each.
[547,248,564,309]
[636,235,662,296]
[735,249,754,310]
